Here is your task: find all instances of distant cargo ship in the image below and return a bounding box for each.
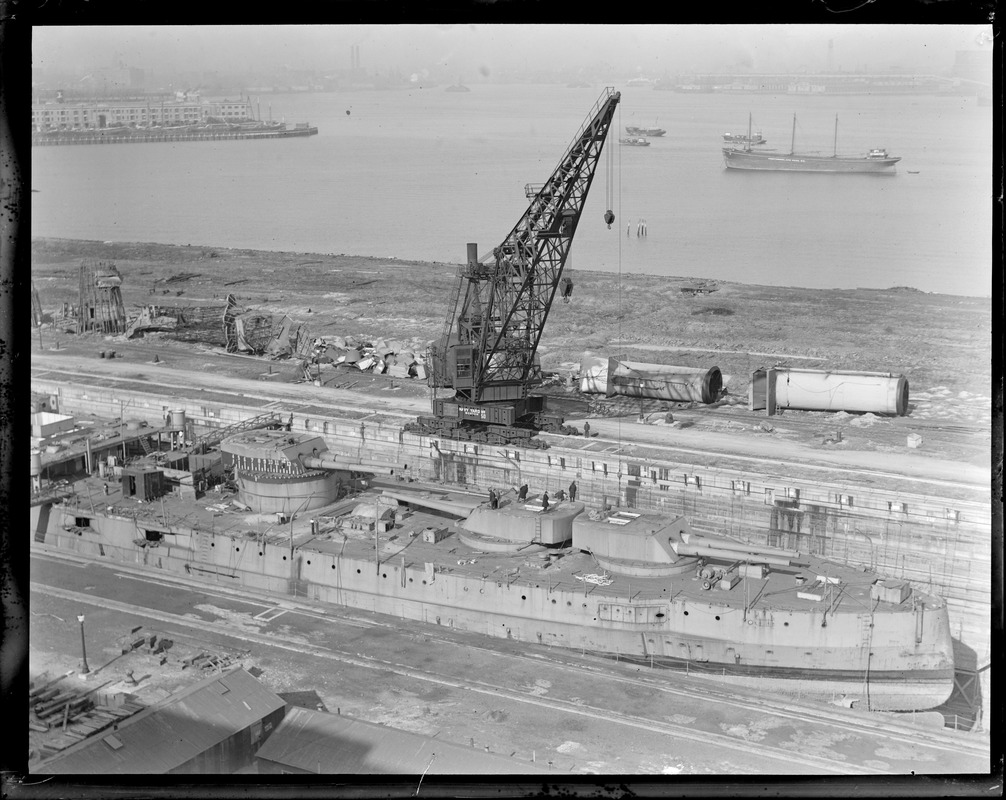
[626,125,665,137]
[619,137,651,147]
[723,114,900,174]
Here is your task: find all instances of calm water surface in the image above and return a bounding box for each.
[30,85,992,297]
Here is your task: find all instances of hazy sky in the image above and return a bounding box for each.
[32,24,992,78]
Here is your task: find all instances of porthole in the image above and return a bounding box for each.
[582,603,587,608]
[551,599,556,604]
[683,610,689,616]
[422,580,427,585]
[282,556,287,561]
[382,573,387,578]
[258,551,263,556]
[331,564,336,569]
[784,621,789,626]
[409,578,414,583]
[567,601,572,606]
[521,595,527,600]
[211,542,215,547]
[235,547,240,552]
[715,616,720,621]
[356,569,361,574]
[307,560,311,565]
[464,586,469,592]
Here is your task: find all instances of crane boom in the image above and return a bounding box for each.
[412,88,620,446]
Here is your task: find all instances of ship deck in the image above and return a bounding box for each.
[57,473,935,620]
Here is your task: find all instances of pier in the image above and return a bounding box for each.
[31,124,319,146]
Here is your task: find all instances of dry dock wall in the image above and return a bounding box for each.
[34,378,991,663]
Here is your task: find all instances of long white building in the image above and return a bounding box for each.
[31,97,254,131]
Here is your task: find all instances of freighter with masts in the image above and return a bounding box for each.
[723,113,901,173]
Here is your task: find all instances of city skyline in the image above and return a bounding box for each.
[32,24,992,87]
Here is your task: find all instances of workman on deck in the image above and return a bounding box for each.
[541,491,550,512]
[518,484,528,501]
[568,481,577,501]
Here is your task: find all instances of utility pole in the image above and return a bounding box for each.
[77,614,90,675]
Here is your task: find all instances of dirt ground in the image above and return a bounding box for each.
[30,237,993,463]
[30,237,991,389]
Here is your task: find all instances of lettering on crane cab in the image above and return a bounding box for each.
[460,405,487,420]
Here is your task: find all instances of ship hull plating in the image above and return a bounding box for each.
[35,508,955,712]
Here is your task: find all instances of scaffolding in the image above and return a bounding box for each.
[77,260,127,334]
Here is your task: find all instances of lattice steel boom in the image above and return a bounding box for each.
[418,88,620,444]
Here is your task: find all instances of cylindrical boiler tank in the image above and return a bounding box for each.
[607,358,722,404]
[30,451,42,477]
[169,410,187,429]
[773,369,908,416]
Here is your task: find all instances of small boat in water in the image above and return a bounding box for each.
[723,126,766,145]
[619,137,651,147]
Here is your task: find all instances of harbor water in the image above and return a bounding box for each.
[30,85,992,297]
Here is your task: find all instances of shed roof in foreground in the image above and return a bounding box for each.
[255,705,547,775]
[36,667,286,774]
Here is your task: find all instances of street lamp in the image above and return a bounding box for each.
[76,614,90,675]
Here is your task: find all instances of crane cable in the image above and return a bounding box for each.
[616,99,622,455]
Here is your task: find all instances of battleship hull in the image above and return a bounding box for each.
[31,485,955,713]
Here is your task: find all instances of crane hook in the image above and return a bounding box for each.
[604,210,615,229]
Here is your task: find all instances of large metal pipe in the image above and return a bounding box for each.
[765,368,908,416]
[579,354,721,404]
[607,358,722,404]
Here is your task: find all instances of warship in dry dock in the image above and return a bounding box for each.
[30,426,954,712]
[29,87,954,713]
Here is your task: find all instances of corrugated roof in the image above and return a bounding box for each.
[36,668,286,774]
[255,706,546,775]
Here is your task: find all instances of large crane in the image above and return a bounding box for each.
[408,87,620,447]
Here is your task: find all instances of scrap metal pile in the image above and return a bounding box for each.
[301,335,429,381]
